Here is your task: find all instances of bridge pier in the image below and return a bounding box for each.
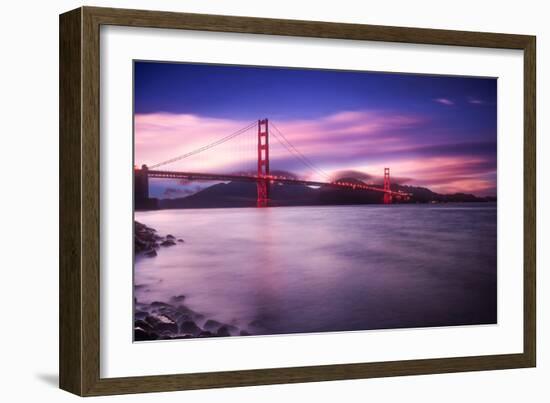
[383,167,392,204]
[257,119,270,207]
[134,164,158,210]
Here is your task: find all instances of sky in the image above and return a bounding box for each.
[134,61,497,197]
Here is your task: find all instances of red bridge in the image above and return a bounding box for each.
[135,119,410,208]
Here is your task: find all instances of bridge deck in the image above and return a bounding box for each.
[143,169,408,197]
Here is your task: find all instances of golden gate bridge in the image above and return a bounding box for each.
[135,119,410,208]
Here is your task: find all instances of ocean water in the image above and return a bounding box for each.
[134,203,497,336]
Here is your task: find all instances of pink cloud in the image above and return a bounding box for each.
[135,110,425,174]
[434,98,454,106]
[135,110,495,196]
[135,113,256,172]
[356,156,496,195]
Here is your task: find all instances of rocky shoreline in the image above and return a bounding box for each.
[134,221,251,341]
[135,221,184,258]
[134,297,251,341]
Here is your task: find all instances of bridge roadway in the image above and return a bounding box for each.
[145,169,408,197]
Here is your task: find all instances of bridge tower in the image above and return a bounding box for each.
[135,164,149,202]
[134,164,159,210]
[383,167,392,204]
[257,119,270,207]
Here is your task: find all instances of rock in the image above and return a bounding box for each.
[179,320,202,336]
[226,324,239,334]
[174,334,194,339]
[170,295,186,304]
[239,330,251,336]
[193,313,205,322]
[145,313,178,334]
[135,221,156,235]
[203,319,223,332]
[144,249,157,257]
[248,319,266,330]
[134,327,158,341]
[216,325,232,337]
[159,330,175,340]
[177,239,184,243]
[134,310,148,320]
[174,312,192,324]
[166,234,175,240]
[173,305,203,322]
[134,327,149,341]
[198,331,215,338]
[134,221,161,253]
[134,319,153,332]
[161,239,176,247]
[134,237,148,253]
[150,301,171,309]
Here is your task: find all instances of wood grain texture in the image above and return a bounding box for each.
[81,6,102,396]
[59,7,83,396]
[523,38,536,367]
[59,6,537,396]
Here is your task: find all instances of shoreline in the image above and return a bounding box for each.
[134,221,251,341]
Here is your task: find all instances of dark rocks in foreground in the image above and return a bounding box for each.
[179,320,202,336]
[145,313,178,334]
[203,319,223,332]
[134,221,183,257]
[135,327,156,341]
[134,221,159,253]
[134,222,251,341]
[170,294,186,304]
[134,298,253,341]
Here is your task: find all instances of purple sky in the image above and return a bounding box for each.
[134,62,497,197]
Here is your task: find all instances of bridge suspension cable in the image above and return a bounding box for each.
[149,121,257,169]
[269,122,332,181]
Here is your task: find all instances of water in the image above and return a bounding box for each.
[135,203,497,336]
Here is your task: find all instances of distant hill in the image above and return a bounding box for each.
[157,179,494,210]
[394,184,496,203]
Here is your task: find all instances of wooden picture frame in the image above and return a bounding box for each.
[59,6,536,396]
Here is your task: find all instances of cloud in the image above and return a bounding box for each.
[468,97,484,105]
[355,156,496,196]
[330,170,374,182]
[434,98,454,106]
[135,109,496,196]
[135,109,426,177]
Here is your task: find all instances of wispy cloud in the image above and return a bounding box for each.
[434,98,454,106]
[468,97,484,105]
[356,156,496,196]
[135,110,496,196]
[135,110,426,175]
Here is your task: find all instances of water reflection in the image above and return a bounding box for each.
[135,203,497,336]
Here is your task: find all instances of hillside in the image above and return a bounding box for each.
[157,179,494,210]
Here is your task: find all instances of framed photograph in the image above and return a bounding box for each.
[59,6,536,396]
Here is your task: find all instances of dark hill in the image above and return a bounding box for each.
[157,180,494,210]
[159,181,322,209]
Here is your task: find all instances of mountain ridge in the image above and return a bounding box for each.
[153,180,495,210]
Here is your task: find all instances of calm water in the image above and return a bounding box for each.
[135,203,497,335]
